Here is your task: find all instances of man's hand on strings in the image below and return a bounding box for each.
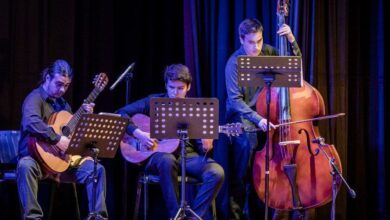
[258,118,276,132]
[201,139,214,152]
[277,24,295,43]
[201,139,214,162]
[57,136,70,152]
[133,129,155,149]
[82,102,95,114]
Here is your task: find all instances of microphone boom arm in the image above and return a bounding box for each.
[109,62,135,91]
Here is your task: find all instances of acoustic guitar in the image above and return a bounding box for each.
[28,73,109,174]
[120,113,243,164]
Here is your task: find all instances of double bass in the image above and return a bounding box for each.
[252,0,342,211]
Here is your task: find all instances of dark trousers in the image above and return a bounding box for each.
[144,152,224,218]
[227,117,266,220]
[16,156,108,220]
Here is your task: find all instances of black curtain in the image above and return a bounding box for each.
[183,0,387,220]
[0,0,185,219]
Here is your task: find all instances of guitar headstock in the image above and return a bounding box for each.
[93,72,109,92]
[219,123,244,137]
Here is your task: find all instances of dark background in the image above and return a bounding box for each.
[0,0,388,219]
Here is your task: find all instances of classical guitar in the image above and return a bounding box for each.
[120,113,243,164]
[28,73,109,174]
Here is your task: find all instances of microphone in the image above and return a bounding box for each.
[349,189,357,199]
[109,62,135,91]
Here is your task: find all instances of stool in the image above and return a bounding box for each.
[133,172,216,220]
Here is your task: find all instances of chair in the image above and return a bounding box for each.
[0,130,20,180]
[133,172,216,220]
[0,130,81,220]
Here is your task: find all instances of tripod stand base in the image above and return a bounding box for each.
[173,205,202,220]
[86,212,106,220]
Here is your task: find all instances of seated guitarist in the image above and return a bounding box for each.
[17,59,108,219]
[117,64,225,219]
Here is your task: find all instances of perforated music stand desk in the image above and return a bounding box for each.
[150,97,219,220]
[237,55,303,87]
[150,97,219,139]
[66,113,128,219]
[66,113,129,158]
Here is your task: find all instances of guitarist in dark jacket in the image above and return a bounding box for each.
[17,59,108,219]
[117,64,225,219]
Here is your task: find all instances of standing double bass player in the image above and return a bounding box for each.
[252,1,342,220]
[223,17,305,219]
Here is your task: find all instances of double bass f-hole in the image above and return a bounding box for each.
[298,128,318,156]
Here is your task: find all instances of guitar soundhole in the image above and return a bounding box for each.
[62,126,71,136]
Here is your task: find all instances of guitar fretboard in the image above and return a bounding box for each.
[66,87,102,135]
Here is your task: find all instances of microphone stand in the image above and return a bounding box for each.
[313,137,356,220]
[124,71,133,104]
[121,68,134,219]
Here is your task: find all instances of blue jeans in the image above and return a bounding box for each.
[144,152,225,218]
[16,156,108,220]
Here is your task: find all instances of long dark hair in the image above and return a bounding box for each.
[40,59,73,84]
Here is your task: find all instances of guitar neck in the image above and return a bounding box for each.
[218,123,244,136]
[66,87,102,133]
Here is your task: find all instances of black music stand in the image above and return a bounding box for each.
[237,55,303,220]
[66,113,129,220]
[150,97,219,220]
